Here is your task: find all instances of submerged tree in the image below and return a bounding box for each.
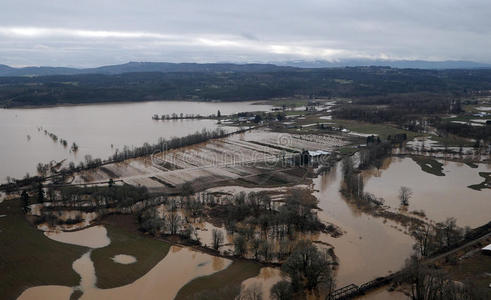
[37,183,45,203]
[21,190,29,213]
[281,240,333,292]
[233,234,247,257]
[399,186,413,207]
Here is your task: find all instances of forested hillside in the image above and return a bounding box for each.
[1,66,491,107]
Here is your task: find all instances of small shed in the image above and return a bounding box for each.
[481,244,491,255]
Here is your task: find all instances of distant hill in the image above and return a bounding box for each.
[278,59,491,70]
[1,59,491,77]
[0,62,293,77]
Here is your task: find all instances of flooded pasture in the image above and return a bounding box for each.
[240,267,284,300]
[19,231,231,300]
[79,246,231,300]
[363,157,491,227]
[69,128,348,195]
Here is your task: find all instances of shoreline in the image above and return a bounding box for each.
[2,98,274,110]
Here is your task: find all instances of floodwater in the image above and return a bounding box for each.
[73,251,97,292]
[111,254,137,264]
[17,286,74,300]
[363,157,491,228]
[43,225,110,248]
[240,267,284,300]
[313,164,414,287]
[314,156,491,287]
[0,100,272,182]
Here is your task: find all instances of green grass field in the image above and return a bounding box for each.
[175,260,262,300]
[91,222,171,289]
[467,172,491,191]
[430,134,475,147]
[332,119,421,140]
[0,199,88,300]
[411,156,445,176]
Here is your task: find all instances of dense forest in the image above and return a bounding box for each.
[1,66,491,107]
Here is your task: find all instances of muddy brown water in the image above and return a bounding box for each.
[17,286,74,300]
[17,156,490,297]
[314,164,414,287]
[43,225,110,248]
[363,157,491,228]
[0,100,272,182]
[314,156,490,287]
[240,267,284,300]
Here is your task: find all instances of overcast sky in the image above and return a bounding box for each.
[1,0,490,67]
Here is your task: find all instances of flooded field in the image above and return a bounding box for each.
[0,100,272,182]
[19,224,231,300]
[79,246,231,300]
[8,111,490,299]
[240,267,284,300]
[72,128,349,192]
[363,157,491,228]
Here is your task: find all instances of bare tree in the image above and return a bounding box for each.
[399,186,413,206]
[404,255,475,300]
[250,238,261,260]
[212,229,224,250]
[167,212,181,235]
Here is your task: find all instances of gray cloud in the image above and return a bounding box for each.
[1,0,491,67]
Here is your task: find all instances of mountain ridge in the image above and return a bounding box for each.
[1,59,491,77]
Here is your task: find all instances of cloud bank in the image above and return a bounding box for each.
[1,0,491,67]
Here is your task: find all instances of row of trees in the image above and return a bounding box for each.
[358,140,392,170]
[333,93,453,124]
[110,128,227,162]
[412,217,465,257]
[433,119,490,145]
[214,189,327,239]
